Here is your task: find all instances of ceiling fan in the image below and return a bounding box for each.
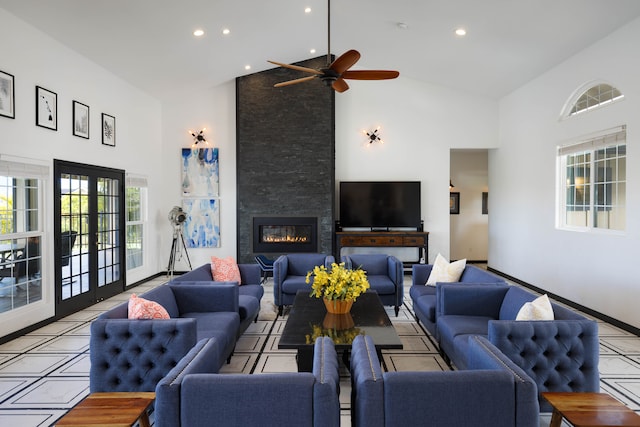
[268,0,399,93]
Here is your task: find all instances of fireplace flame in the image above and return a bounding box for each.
[262,235,309,243]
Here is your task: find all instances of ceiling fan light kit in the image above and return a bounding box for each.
[268,0,399,93]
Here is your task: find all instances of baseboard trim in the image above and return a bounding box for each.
[488,266,640,337]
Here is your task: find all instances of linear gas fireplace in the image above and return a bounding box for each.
[253,216,318,253]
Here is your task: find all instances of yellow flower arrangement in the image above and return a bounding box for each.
[305,262,370,301]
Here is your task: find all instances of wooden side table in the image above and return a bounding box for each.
[542,392,640,427]
[55,392,156,427]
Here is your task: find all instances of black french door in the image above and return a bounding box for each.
[54,160,126,317]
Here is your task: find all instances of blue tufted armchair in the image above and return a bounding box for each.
[273,253,335,314]
[342,254,404,316]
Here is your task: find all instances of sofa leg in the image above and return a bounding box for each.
[395,306,400,317]
[278,305,283,316]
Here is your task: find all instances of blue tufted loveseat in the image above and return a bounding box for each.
[350,334,539,427]
[342,254,404,316]
[409,263,507,336]
[170,262,264,336]
[154,336,341,427]
[436,283,599,410]
[90,283,239,393]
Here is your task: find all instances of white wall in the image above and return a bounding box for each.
[335,77,498,262]
[450,150,489,261]
[159,82,237,270]
[0,9,162,336]
[492,17,640,328]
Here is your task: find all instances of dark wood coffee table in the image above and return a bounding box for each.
[542,392,640,427]
[279,291,403,371]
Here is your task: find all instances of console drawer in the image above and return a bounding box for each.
[403,236,425,246]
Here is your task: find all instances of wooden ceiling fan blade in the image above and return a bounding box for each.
[332,78,350,93]
[329,50,361,74]
[341,70,400,80]
[274,75,317,88]
[268,60,323,75]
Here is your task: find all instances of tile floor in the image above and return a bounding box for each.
[0,275,640,426]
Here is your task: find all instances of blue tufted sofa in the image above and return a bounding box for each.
[350,334,539,427]
[436,283,599,410]
[273,253,335,313]
[342,254,404,316]
[170,263,264,336]
[409,263,507,336]
[154,336,341,427]
[90,283,239,393]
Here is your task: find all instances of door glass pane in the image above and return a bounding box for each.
[97,177,120,287]
[60,174,89,300]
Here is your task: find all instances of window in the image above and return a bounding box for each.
[558,127,626,231]
[564,83,624,117]
[126,175,147,271]
[0,159,47,312]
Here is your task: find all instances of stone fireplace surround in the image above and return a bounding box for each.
[236,56,335,264]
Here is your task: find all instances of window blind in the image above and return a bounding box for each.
[558,126,626,156]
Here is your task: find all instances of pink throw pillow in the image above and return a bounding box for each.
[211,256,242,284]
[128,294,170,319]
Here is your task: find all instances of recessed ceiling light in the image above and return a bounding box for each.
[397,22,408,30]
[455,28,467,37]
[310,48,316,54]
[222,28,231,35]
[245,65,251,70]
[193,29,204,37]
[305,7,312,14]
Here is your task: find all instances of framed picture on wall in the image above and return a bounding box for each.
[0,70,15,119]
[482,192,488,215]
[101,113,115,146]
[72,101,90,139]
[36,86,57,130]
[450,192,460,215]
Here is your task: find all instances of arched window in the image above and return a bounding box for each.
[562,82,624,118]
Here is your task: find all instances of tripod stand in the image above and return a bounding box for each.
[167,224,192,277]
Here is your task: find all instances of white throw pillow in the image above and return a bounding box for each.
[516,294,554,321]
[425,253,467,286]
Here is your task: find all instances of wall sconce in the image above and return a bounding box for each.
[189,128,209,147]
[363,127,383,145]
[449,180,455,189]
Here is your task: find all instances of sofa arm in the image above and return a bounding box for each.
[312,337,340,427]
[239,263,261,285]
[437,283,509,317]
[488,319,600,411]
[411,264,433,286]
[169,283,239,313]
[387,256,404,303]
[350,335,384,427]
[154,338,220,427]
[273,255,289,305]
[467,336,539,427]
[89,318,198,393]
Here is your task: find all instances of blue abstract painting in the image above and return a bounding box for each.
[181,147,219,197]
[183,198,221,248]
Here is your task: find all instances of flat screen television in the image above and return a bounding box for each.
[339,181,421,228]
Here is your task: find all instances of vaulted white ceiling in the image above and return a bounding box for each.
[2,0,640,101]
